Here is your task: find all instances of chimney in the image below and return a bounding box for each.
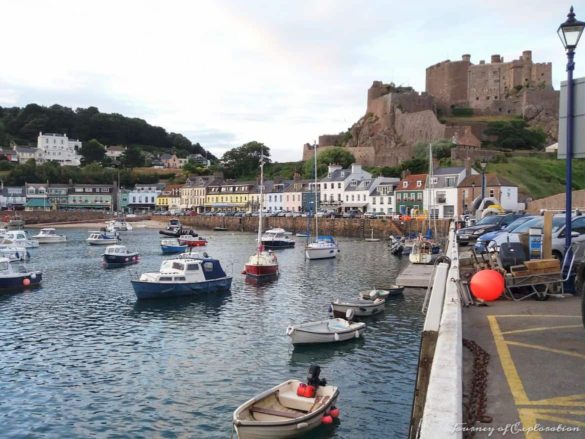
[464,157,471,177]
[293,172,300,182]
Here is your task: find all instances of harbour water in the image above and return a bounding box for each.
[0,228,425,438]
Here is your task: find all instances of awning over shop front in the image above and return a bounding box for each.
[25,199,50,208]
[206,203,247,208]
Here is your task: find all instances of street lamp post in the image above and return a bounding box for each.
[558,6,585,255]
[480,160,487,202]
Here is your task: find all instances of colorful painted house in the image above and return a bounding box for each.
[395,174,427,216]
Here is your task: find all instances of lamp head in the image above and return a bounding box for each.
[558,6,585,50]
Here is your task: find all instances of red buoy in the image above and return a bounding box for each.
[470,269,505,301]
[322,415,333,424]
[23,278,31,286]
[329,407,340,418]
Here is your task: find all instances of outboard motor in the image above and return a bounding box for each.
[345,309,355,322]
[307,365,327,388]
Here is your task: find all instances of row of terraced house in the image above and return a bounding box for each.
[8,161,522,219]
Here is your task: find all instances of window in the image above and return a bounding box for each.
[436,191,447,204]
[417,192,423,200]
[338,183,341,189]
[489,189,495,197]
[323,183,327,189]
[430,177,438,185]
[345,195,349,201]
[403,181,408,188]
[373,198,376,204]
[351,195,355,201]
[387,197,391,204]
[338,194,341,201]
[446,177,457,187]
[416,180,422,187]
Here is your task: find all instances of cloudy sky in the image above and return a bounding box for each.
[1,0,581,162]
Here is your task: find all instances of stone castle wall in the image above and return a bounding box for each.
[425,56,471,112]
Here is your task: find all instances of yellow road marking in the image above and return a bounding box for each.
[505,341,585,361]
[487,315,530,404]
[501,324,583,335]
[527,394,585,407]
[492,315,581,318]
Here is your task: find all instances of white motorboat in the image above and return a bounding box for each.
[2,230,39,248]
[86,230,120,246]
[330,297,386,318]
[32,228,67,243]
[0,257,42,289]
[0,246,29,262]
[261,228,295,249]
[233,365,339,439]
[106,219,133,232]
[286,310,365,345]
[359,286,404,300]
[409,239,433,264]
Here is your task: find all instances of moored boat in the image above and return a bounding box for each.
[130,253,232,300]
[160,238,188,254]
[0,246,29,262]
[87,230,120,246]
[0,257,42,290]
[330,297,386,318]
[32,228,67,243]
[305,236,339,260]
[233,365,339,439]
[286,310,366,345]
[409,239,433,264]
[178,235,208,247]
[106,219,133,232]
[359,285,404,300]
[261,228,295,249]
[102,245,139,268]
[3,230,39,248]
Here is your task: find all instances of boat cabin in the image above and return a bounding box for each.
[104,245,132,255]
[139,256,227,283]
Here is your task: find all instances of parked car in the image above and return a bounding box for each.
[456,213,525,245]
[474,215,537,253]
[487,214,585,260]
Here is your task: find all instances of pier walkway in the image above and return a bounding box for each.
[413,225,585,438]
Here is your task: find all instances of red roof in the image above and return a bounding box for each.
[396,174,427,191]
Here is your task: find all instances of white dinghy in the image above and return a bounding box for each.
[286,310,365,345]
[233,365,340,439]
[359,285,404,300]
[330,297,386,318]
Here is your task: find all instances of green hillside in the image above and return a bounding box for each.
[486,156,585,200]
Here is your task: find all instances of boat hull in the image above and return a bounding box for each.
[179,240,207,247]
[35,236,66,244]
[103,253,139,268]
[262,240,295,249]
[245,263,279,278]
[161,245,187,254]
[87,239,119,246]
[305,246,338,260]
[131,277,232,300]
[233,380,339,439]
[331,300,385,317]
[286,319,366,345]
[0,271,42,290]
[408,253,432,264]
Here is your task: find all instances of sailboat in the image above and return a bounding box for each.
[365,229,380,242]
[305,144,340,260]
[409,143,435,264]
[244,153,279,278]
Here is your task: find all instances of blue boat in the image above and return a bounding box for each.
[0,257,42,291]
[131,253,232,300]
[160,238,187,254]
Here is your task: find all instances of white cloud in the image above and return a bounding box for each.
[0,0,579,162]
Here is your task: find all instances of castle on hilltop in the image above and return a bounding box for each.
[304,50,559,167]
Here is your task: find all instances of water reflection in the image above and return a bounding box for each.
[130,290,231,319]
[289,338,366,367]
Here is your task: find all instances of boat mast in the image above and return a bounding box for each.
[314,142,319,240]
[427,143,435,239]
[257,150,265,252]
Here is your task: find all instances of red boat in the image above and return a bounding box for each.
[178,235,208,247]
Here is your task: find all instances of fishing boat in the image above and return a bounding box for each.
[365,229,380,242]
[286,310,365,345]
[177,235,208,247]
[102,245,139,268]
[130,253,232,300]
[86,230,120,246]
[244,155,279,279]
[160,238,188,254]
[359,286,404,300]
[32,228,67,243]
[330,297,386,318]
[3,230,39,248]
[305,144,339,260]
[233,365,340,439]
[261,228,295,249]
[0,257,42,290]
[158,218,197,237]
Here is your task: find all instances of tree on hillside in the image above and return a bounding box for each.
[80,139,106,165]
[483,120,547,150]
[221,141,271,179]
[303,146,355,178]
[413,138,454,161]
[121,145,145,168]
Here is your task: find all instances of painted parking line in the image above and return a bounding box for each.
[488,315,585,438]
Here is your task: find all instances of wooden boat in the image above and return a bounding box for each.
[286,311,366,345]
[233,365,339,439]
[32,228,67,243]
[330,297,386,318]
[178,235,208,247]
[131,253,232,300]
[102,245,139,268]
[160,238,187,254]
[359,286,404,300]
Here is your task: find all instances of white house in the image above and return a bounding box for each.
[425,167,478,219]
[458,174,520,214]
[320,164,372,212]
[128,183,164,212]
[106,145,126,159]
[265,180,290,212]
[367,177,400,214]
[37,132,82,166]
